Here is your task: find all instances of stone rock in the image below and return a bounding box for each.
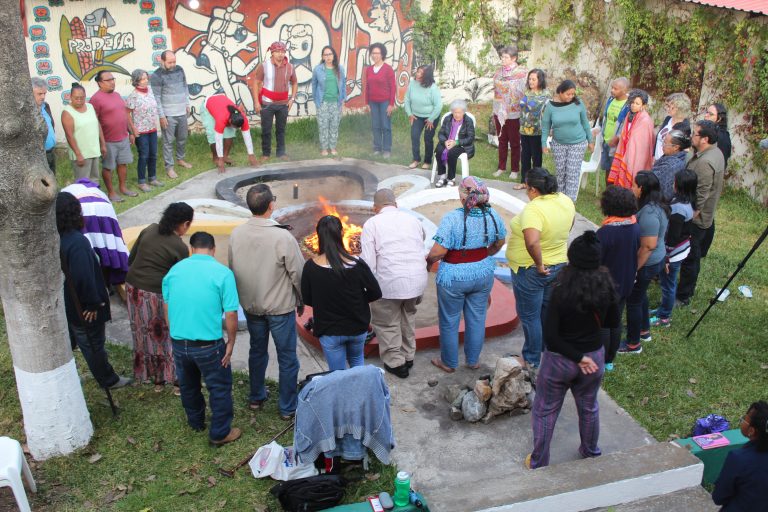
[451,389,470,409]
[474,379,492,402]
[450,406,464,421]
[483,357,531,421]
[461,391,487,423]
[443,384,463,404]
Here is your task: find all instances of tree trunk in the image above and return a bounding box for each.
[0,0,93,459]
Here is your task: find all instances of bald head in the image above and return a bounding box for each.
[373,188,396,211]
[611,77,630,101]
[161,50,177,71]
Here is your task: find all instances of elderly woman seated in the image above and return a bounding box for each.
[434,99,476,188]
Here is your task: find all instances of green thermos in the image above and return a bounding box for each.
[393,471,411,506]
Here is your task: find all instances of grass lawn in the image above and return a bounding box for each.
[2,106,766,509]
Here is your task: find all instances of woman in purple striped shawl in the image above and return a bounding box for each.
[61,178,129,285]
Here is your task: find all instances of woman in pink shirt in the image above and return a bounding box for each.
[365,42,396,158]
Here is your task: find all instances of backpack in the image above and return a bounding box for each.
[270,474,346,512]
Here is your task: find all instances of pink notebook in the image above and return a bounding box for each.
[693,432,731,449]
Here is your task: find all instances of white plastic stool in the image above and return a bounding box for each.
[0,437,36,512]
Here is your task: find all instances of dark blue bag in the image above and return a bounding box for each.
[692,414,730,436]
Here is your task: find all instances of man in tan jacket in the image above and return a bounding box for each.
[229,184,304,420]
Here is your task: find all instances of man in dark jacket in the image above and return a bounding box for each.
[56,192,131,389]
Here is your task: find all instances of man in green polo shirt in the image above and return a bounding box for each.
[162,231,241,446]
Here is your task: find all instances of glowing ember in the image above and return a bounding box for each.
[303,196,363,254]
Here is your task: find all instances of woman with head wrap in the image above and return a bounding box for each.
[608,89,655,189]
[126,69,163,192]
[526,230,619,469]
[426,177,507,372]
[506,167,575,374]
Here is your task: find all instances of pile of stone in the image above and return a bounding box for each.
[443,356,534,423]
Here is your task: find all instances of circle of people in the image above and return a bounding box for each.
[52,43,749,485]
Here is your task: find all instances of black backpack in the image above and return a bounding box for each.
[270,474,346,512]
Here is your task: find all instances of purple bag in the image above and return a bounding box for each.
[692,414,730,437]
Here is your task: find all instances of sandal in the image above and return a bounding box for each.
[430,358,455,373]
[435,178,447,188]
[408,161,419,169]
[513,183,527,190]
[447,179,456,187]
[421,163,431,170]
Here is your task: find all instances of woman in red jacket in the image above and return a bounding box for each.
[365,42,396,158]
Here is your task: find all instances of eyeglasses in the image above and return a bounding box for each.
[322,53,334,57]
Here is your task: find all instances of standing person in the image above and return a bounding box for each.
[90,70,138,202]
[434,99,475,188]
[426,177,506,373]
[229,184,303,420]
[150,50,192,180]
[703,103,732,168]
[516,69,550,190]
[676,120,725,306]
[506,167,575,373]
[62,178,130,286]
[32,77,57,174]
[653,93,692,160]
[652,129,691,200]
[712,401,768,511]
[126,202,193,391]
[599,78,630,183]
[596,186,639,372]
[252,41,298,161]
[301,216,382,371]
[56,192,132,390]
[364,42,396,158]
[526,231,619,469]
[61,83,106,182]
[608,89,655,190]
[618,172,668,354]
[126,69,163,193]
[202,93,258,173]
[491,45,527,180]
[541,80,594,202]
[404,65,442,170]
[361,188,428,379]
[162,232,242,446]
[650,169,697,328]
[311,45,347,156]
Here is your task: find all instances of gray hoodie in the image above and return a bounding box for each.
[150,66,189,118]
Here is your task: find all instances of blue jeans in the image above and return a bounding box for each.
[68,321,119,389]
[245,312,299,415]
[369,101,392,152]
[600,141,612,173]
[172,339,233,441]
[319,333,367,371]
[657,260,681,319]
[626,261,663,343]
[410,116,436,163]
[436,274,494,369]
[135,131,158,183]
[511,263,564,367]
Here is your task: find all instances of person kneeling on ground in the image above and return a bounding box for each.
[202,93,258,173]
[57,192,132,390]
[434,99,475,188]
[712,401,768,510]
[162,231,241,446]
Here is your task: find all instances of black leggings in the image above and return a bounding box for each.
[520,134,542,183]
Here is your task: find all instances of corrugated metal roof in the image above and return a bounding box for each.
[683,0,768,15]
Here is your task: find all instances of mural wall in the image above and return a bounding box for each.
[23,0,414,139]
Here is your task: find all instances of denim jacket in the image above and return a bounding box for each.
[294,365,394,464]
[311,64,347,107]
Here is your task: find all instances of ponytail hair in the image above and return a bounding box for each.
[71,82,85,93]
[526,167,558,195]
[227,105,245,129]
[556,80,580,105]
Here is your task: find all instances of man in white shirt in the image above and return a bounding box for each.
[361,189,428,378]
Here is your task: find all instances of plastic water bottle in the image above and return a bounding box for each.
[393,471,410,506]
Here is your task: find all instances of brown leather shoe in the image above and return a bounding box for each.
[279,412,295,421]
[210,427,242,447]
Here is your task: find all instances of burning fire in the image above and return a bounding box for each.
[303,196,363,255]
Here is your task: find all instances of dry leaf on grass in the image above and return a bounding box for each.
[688,378,698,384]
[207,476,217,488]
[640,397,649,406]
[686,389,696,398]
[218,500,227,508]
[145,475,156,482]
[126,436,137,446]
[88,453,102,464]
[152,440,162,452]
[760,363,768,370]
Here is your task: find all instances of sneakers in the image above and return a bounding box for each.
[509,171,519,180]
[493,169,505,177]
[373,150,381,156]
[604,362,614,372]
[109,376,133,389]
[435,178,447,188]
[649,316,671,328]
[383,363,409,379]
[382,151,391,159]
[639,331,652,342]
[617,342,643,354]
[447,179,456,187]
[210,427,242,447]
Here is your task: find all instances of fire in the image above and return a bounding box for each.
[303,196,363,255]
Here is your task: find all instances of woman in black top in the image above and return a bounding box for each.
[301,215,382,371]
[703,103,732,168]
[527,231,619,469]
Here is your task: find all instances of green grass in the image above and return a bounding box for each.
[3,106,766,508]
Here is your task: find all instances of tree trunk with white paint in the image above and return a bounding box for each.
[0,0,93,459]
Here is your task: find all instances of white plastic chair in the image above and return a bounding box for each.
[576,121,603,201]
[430,111,476,185]
[0,437,36,512]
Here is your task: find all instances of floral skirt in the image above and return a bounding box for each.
[126,283,175,384]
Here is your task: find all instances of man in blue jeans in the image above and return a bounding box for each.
[163,232,241,446]
[229,184,304,420]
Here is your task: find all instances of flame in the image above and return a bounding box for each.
[304,196,363,254]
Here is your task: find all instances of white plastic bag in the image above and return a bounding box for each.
[248,441,318,481]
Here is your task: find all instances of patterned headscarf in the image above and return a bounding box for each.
[459,176,490,210]
[268,41,287,53]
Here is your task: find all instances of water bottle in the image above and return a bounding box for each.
[393,471,410,507]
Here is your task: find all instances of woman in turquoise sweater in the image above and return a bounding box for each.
[541,80,594,201]
[404,65,442,169]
